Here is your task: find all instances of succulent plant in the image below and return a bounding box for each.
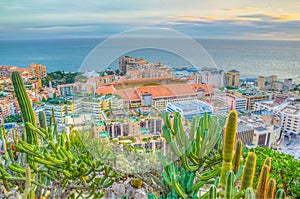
[11,71,37,145]
[160,112,225,198]
[256,164,270,199]
[38,110,47,130]
[0,73,117,198]
[266,178,276,199]
[233,139,242,175]
[220,110,238,187]
[240,152,256,190]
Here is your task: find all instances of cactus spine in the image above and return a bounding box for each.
[220,110,238,187]
[256,164,270,199]
[12,71,37,145]
[266,178,276,199]
[38,111,47,129]
[233,139,242,174]
[240,152,256,190]
[224,170,234,199]
[274,189,286,199]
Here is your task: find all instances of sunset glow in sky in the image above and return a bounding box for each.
[0,0,299,40]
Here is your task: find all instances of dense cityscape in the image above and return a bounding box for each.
[1,58,299,158]
[0,55,300,198]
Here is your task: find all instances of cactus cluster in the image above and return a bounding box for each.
[160,112,225,197]
[0,72,117,198]
[156,110,288,199]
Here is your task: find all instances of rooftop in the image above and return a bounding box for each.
[237,124,252,132]
[97,83,210,102]
[94,120,105,126]
[130,116,140,122]
[168,100,212,113]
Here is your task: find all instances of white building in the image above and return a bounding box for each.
[239,115,281,147]
[255,99,300,136]
[166,100,213,121]
[191,69,224,87]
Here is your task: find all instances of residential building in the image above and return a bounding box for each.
[227,87,271,112]
[283,78,293,91]
[273,81,283,91]
[255,75,277,91]
[126,62,174,80]
[71,95,123,120]
[225,70,240,88]
[210,91,228,116]
[58,82,96,96]
[28,63,46,79]
[0,66,11,78]
[191,68,224,87]
[255,99,300,136]
[44,100,74,125]
[104,117,163,137]
[119,56,144,74]
[0,99,11,122]
[239,115,281,147]
[226,93,247,112]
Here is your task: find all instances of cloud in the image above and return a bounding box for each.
[164,13,300,40]
[237,13,296,21]
[1,0,299,40]
[221,7,258,12]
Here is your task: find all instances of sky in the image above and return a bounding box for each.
[0,0,299,40]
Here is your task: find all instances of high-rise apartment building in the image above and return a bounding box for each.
[225,70,240,88]
[28,63,46,79]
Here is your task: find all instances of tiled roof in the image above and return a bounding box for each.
[95,85,115,95]
[95,83,211,101]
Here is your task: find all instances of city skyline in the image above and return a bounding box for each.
[1,0,300,40]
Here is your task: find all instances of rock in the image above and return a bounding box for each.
[134,189,147,199]
[111,183,126,197]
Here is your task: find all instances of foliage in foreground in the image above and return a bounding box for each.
[155,110,288,199]
[0,71,117,198]
[247,147,300,198]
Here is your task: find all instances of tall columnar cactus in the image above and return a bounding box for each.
[38,111,47,129]
[256,164,270,199]
[224,170,234,199]
[266,178,276,199]
[240,152,256,190]
[233,139,242,174]
[220,110,238,187]
[274,189,286,199]
[12,71,37,145]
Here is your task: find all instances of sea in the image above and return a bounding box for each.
[0,38,299,83]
